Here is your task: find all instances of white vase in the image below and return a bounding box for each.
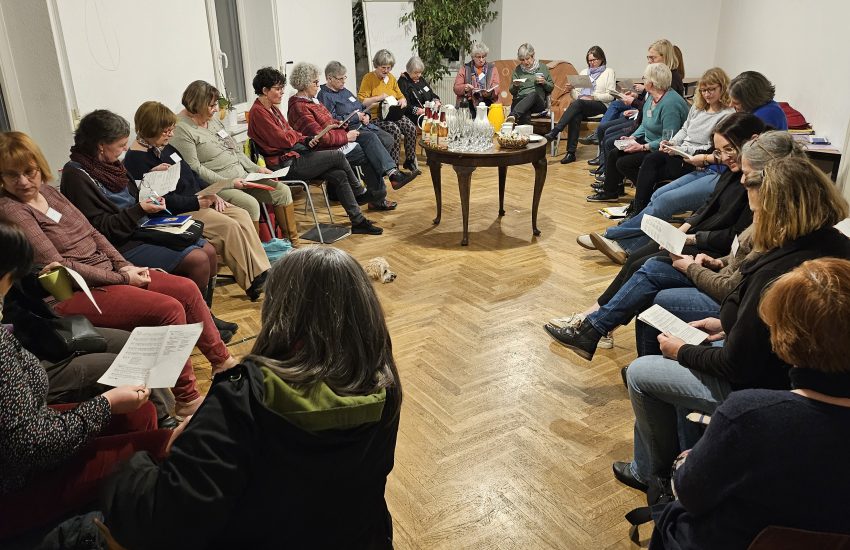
[224,110,238,129]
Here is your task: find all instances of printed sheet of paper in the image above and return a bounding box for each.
[664,145,693,160]
[97,323,203,388]
[641,215,687,255]
[567,74,592,88]
[138,161,182,198]
[638,304,709,346]
[244,167,290,182]
[835,217,850,237]
[64,266,102,314]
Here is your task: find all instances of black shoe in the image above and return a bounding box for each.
[402,160,422,176]
[246,271,268,302]
[543,321,603,360]
[389,169,416,190]
[355,190,374,205]
[591,182,604,192]
[620,366,629,389]
[212,315,238,334]
[589,167,602,176]
[586,191,620,202]
[158,415,181,430]
[351,218,383,235]
[595,174,606,184]
[544,129,560,141]
[560,152,577,164]
[613,461,648,492]
[587,156,601,166]
[578,132,599,145]
[368,199,398,211]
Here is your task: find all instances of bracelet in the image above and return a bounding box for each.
[703,155,709,167]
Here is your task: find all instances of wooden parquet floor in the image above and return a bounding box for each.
[196,140,648,549]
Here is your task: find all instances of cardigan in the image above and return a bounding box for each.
[171,114,261,185]
[0,185,131,287]
[685,225,760,303]
[103,362,399,549]
[653,390,850,549]
[357,72,405,119]
[248,98,311,168]
[678,226,850,390]
[123,144,208,214]
[453,60,500,106]
[684,170,752,255]
[570,66,616,105]
[632,91,690,151]
[0,327,110,495]
[287,95,349,149]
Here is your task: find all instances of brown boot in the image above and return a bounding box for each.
[275,203,300,248]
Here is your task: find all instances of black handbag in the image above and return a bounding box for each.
[133,219,205,251]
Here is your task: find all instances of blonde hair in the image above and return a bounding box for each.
[134,101,178,140]
[759,258,850,374]
[649,39,679,72]
[693,67,731,111]
[0,131,54,183]
[753,157,849,251]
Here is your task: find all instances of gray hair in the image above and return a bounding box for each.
[73,109,131,157]
[372,48,395,68]
[741,130,807,186]
[470,41,489,57]
[729,71,776,112]
[325,60,347,80]
[517,43,535,60]
[644,63,672,91]
[289,62,320,92]
[406,55,425,74]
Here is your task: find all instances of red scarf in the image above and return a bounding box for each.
[69,146,130,193]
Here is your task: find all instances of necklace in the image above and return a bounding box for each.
[137,137,162,158]
[647,91,666,118]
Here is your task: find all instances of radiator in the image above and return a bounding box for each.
[433,69,458,104]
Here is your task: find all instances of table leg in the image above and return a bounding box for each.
[428,158,442,224]
[531,156,547,237]
[498,165,507,217]
[454,165,475,246]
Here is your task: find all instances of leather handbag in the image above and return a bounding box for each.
[133,219,205,251]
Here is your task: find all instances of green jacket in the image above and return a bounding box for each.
[509,63,554,102]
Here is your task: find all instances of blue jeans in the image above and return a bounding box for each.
[585,257,694,336]
[603,169,721,252]
[598,99,630,125]
[626,353,732,488]
[636,288,721,357]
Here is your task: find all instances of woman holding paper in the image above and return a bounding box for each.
[170,80,299,246]
[398,55,441,126]
[507,43,555,126]
[104,247,402,549]
[616,157,850,496]
[0,131,236,394]
[249,67,383,235]
[543,45,615,164]
[60,110,218,293]
[0,220,173,540]
[454,41,500,116]
[124,101,270,302]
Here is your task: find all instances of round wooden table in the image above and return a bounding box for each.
[421,138,548,245]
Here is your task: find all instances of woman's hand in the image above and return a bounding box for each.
[150,163,170,173]
[232,178,246,190]
[579,95,594,100]
[464,83,473,93]
[103,385,150,414]
[624,142,646,153]
[633,83,645,94]
[658,333,686,360]
[683,153,708,168]
[124,267,151,288]
[140,197,166,214]
[38,261,64,276]
[308,136,320,148]
[684,234,697,246]
[622,94,635,106]
[690,317,725,341]
[535,75,546,84]
[671,254,697,272]
[212,196,229,212]
[346,130,359,142]
[694,253,723,270]
[166,415,192,453]
[258,167,273,175]
[398,97,407,108]
[563,83,574,93]
[623,109,639,118]
[415,107,425,116]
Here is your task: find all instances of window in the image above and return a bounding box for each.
[212,0,247,105]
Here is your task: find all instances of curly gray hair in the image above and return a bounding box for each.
[372,49,395,68]
[289,62,321,92]
[470,41,489,57]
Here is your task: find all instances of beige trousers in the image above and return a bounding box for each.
[191,206,271,290]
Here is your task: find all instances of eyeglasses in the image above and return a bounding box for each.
[646,55,662,62]
[332,75,347,81]
[312,79,320,85]
[270,85,284,91]
[1,166,40,184]
[587,58,601,64]
[161,126,175,136]
[713,145,738,158]
[472,55,487,60]
[699,86,720,95]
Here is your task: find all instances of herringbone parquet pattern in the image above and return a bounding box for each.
[198,139,648,549]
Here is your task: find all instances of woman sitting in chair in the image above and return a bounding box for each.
[103,247,402,549]
[508,43,555,126]
[453,41,500,116]
[248,67,383,236]
[398,55,441,126]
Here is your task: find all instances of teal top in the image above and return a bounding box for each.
[633,90,691,151]
[508,64,554,100]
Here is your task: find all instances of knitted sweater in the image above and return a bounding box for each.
[287,95,349,149]
[357,72,404,119]
[671,106,735,155]
[570,66,617,105]
[632,91,691,151]
[508,64,554,101]
[172,114,261,185]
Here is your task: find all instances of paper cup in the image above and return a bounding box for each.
[516,124,533,136]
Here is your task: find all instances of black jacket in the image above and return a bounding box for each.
[103,362,400,550]
[678,226,850,390]
[684,169,751,256]
[123,145,207,215]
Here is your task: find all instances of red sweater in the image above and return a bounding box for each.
[247,98,305,167]
[287,95,349,149]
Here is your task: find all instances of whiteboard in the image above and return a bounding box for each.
[363,1,416,78]
[53,0,216,130]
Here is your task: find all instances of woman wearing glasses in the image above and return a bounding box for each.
[453,41,500,116]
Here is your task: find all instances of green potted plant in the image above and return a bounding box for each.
[400,0,498,83]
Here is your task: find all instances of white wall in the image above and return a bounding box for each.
[488,0,722,79]
[714,0,850,149]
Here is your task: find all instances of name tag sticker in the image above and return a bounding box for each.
[348,96,356,102]
[478,72,486,81]
[423,86,430,92]
[217,129,228,138]
[170,152,182,163]
[46,207,62,223]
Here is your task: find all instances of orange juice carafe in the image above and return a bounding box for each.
[487,103,505,134]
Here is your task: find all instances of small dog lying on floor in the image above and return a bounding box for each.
[364,257,396,283]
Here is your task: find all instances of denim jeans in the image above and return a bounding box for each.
[345,137,388,202]
[598,99,630,125]
[586,257,694,336]
[626,353,732,488]
[636,288,721,356]
[603,169,721,252]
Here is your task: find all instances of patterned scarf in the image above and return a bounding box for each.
[518,58,540,74]
[68,146,130,193]
[581,64,606,96]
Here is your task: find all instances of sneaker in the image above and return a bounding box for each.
[589,232,627,264]
[548,312,585,329]
[351,218,383,235]
[586,191,620,202]
[389,169,416,190]
[576,234,596,250]
[600,333,614,349]
[402,160,422,176]
[368,199,398,211]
